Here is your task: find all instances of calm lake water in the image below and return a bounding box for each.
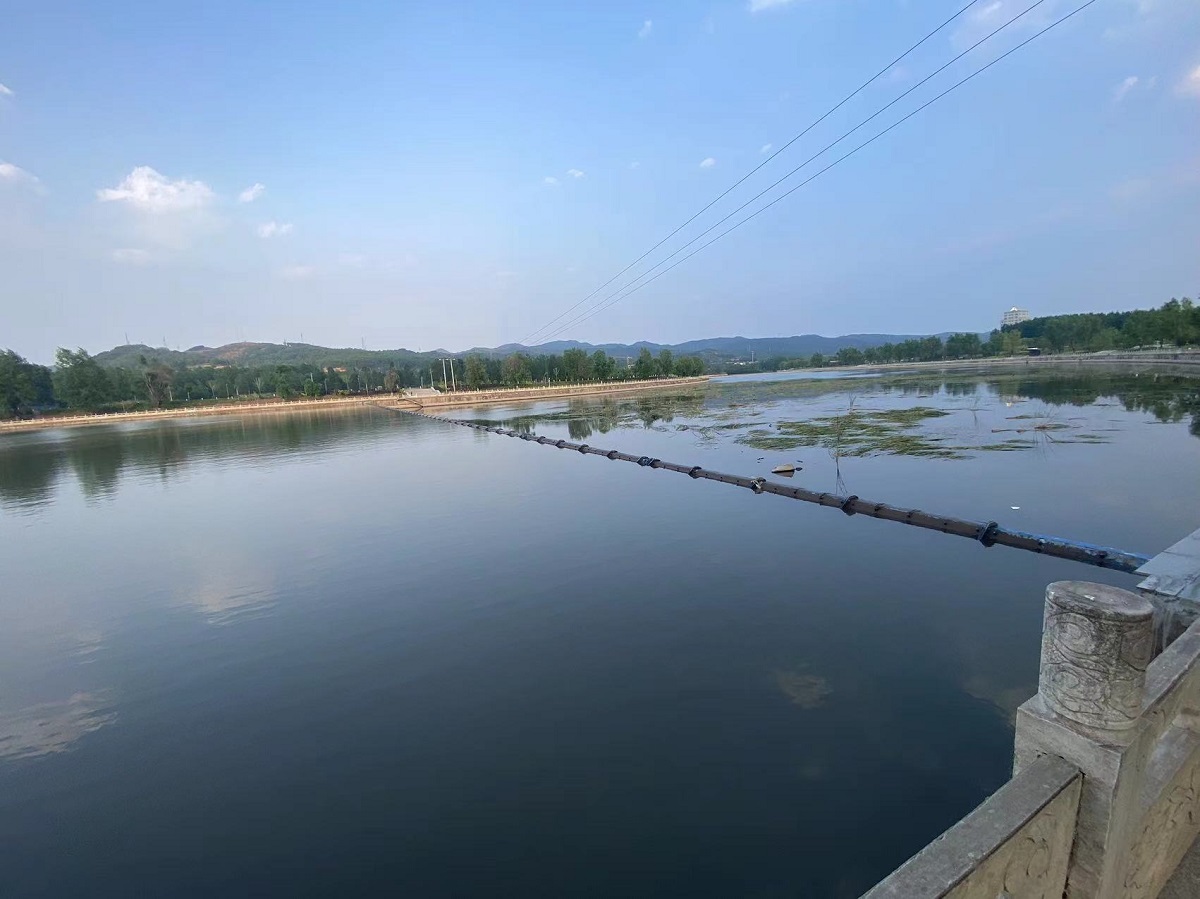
[2,368,1198,898]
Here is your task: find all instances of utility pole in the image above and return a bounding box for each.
[449,359,457,392]
[441,358,448,391]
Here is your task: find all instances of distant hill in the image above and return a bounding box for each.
[94,332,966,369]
[94,342,436,369]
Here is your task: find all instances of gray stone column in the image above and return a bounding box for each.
[1039,581,1154,731]
[1015,581,1155,899]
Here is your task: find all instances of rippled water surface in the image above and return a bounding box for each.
[1,369,1198,897]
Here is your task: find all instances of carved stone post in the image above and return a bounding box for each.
[1015,581,1155,899]
[1039,581,1154,731]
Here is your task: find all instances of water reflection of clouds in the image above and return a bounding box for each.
[774,669,833,709]
[177,552,277,624]
[0,691,115,761]
[72,628,106,663]
[962,674,1035,726]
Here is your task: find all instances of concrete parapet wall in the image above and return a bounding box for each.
[864,530,1200,899]
[862,756,1081,899]
[404,377,709,408]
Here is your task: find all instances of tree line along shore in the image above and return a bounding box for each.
[2,297,1195,421]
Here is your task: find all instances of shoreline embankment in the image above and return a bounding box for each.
[828,349,1200,377]
[0,377,710,436]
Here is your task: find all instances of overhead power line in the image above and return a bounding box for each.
[516,0,985,347]
[536,0,1095,344]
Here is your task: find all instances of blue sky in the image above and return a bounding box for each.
[1,0,1197,362]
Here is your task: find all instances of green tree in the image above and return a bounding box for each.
[656,349,674,378]
[835,347,865,366]
[1002,331,1026,356]
[384,368,400,392]
[674,355,705,377]
[918,336,945,361]
[464,355,490,389]
[53,348,113,410]
[0,350,36,418]
[591,350,615,380]
[273,365,301,398]
[633,348,655,379]
[560,347,592,381]
[808,352,825,368]
[136,355,174,408]
[945,333,983,359]
[502,353,531,386]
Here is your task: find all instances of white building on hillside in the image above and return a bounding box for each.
[1002,306,1031,327]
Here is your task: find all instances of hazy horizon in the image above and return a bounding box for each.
[3,1,1198,364]
[80,325,986,362]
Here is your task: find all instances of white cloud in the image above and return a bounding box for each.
[1113,75,1139,102]
[338,253,367,267]
[760,143,773,154]
[1110,176,1153,201]
[0,82,13,97]
[1179,64,1200,98]
[566,168,585,179]
[111,248,152,266]
[256,220,294,238]
[0,161,38,185]
[699,157,716,169]
[238,182,266,203]
[543,176,560,186]
[97,166,213,213]
[748,0,796,11]
[1131,0,1194,17]
[638,19,653,38]
[629,161,640,169]
[279,264,315,280]
[1103,0,1198,41]
[950,0,1032,48]
[1108,157,1200,203]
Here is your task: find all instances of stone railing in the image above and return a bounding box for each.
[862,755,1082,898]
[864,528,1200,899]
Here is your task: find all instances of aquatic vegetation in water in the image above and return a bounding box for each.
[735,402,1115,457]
[974,439,1039,452]
[738,407,961,458]
[459,369,1192,462]
[775,670,833,709]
